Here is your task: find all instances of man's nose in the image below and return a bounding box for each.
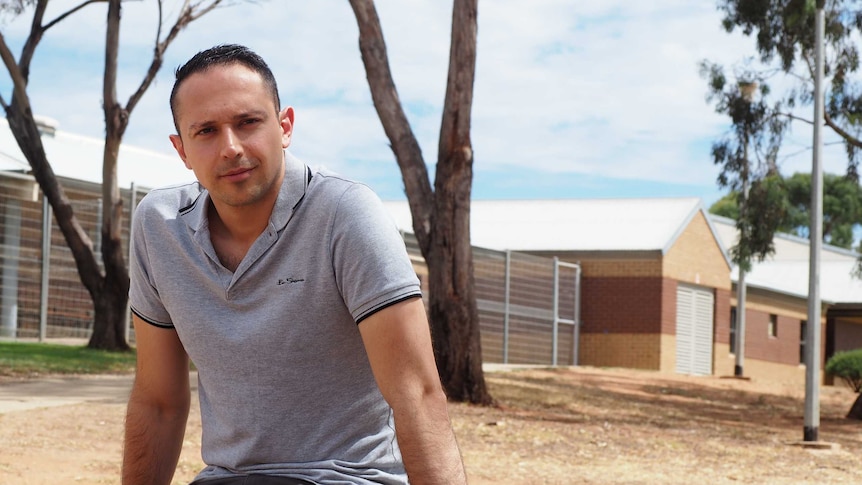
[220,128,242,160]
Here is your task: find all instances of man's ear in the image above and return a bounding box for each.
[280,107,295,149]
[169,134,191,169]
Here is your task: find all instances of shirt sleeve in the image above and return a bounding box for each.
[329,183,422,323]
[128,194,174,328]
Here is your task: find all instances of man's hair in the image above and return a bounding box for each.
[170,44,281,133]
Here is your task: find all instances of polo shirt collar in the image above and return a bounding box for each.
[180,151,309,233]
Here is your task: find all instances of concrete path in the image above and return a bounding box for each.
[0,364,537,414]
[0,374,133,413]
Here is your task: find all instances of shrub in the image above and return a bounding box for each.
[825,349,862,393]
[826,349,862,420]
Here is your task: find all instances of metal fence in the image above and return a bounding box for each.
[0,173,144,340]
[1,172,581,366]
[403,233,581,366]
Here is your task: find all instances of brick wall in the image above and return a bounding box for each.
[714,287,731,345]
[713,342,734,376]
[660,278,677,335]
[730,290,813,368]
[579,332,662,370]
[663,211,731,291]
[579,258,662,278]
[580,275,664,334]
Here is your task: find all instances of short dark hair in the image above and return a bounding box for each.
[169,44,281,133]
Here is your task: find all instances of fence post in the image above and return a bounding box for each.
[503,250,511,364]
[552,257,560,366]
[573,264,581,366]
[1,201,22,338]
[124,182,138,344]
[39,195,52,341]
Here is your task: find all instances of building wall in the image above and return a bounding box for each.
[833,318,862,353]
[659,333,677,372]
[712,289,733,376]
[730,290,810,366]
[579,274,664,335]
[724,288,833,384]
[663,211,732,291]
[579,332,662,370]
[714,288,732,345]
[577,258,662,278]
[739,356,806,385]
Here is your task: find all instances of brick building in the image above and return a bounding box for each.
[384,199,862,384]
[711,215,862,385]
[385,198,734,376]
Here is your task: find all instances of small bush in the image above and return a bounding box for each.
[825,349,862,393]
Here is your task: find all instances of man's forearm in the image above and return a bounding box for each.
[394,393,468,485]
[122,394,189,485]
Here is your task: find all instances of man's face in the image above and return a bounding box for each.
[169,63,293,211]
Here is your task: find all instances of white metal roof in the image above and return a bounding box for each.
[710,215,862,304]
[383,197,715,253]
[0,117,195,190]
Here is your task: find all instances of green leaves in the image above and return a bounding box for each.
[825,348,862,392]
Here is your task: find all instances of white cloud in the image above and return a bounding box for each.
[0,0,838,203]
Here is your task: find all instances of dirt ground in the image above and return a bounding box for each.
[1,366,860,485]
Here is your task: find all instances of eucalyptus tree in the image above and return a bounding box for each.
[0,0,232,350]
[349,0,493,404]
[707,0,862,269]
[700,63,789,271]
[709,171,862,250]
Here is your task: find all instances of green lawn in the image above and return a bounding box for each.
[0,341,136,377]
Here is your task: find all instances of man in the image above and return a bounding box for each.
[122,44,467,485]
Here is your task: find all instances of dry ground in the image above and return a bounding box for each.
[1,366,860,484]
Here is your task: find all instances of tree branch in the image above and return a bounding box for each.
[125,0,224,114]
[825,111,862,148]
[42,0,108,32]
[348,0,434,248]
[17,0,49,82]
[0,31,28,104]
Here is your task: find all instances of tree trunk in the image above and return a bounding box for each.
[88,263,130,350]
[426,147,492,405]
[349,0,493,405]
[88,121,130,350]
[86,0,130,351]
[848,393,862,420]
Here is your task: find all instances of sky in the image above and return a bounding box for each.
[0,0,853,207]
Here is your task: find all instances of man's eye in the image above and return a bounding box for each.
[196,127,214,135]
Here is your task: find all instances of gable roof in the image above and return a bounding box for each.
[709,215,862,304]
[383,198,729,263]
[0,117,195,190]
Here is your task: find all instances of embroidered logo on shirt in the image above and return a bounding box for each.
[277,277,305,286]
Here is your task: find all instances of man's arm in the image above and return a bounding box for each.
[358,297,468,485]
[122,315,191,485]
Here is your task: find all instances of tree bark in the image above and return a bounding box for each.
[350,0,493,405]
[848,393,862,420]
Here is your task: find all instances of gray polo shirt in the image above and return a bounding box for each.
[129,153,420,484]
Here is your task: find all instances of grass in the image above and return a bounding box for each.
[0,341,137,377]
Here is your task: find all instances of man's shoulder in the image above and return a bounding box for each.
[138,182,202,209]
[135,182,204,223]
[308,168,378,203]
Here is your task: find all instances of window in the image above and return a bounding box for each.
[768,314,778,338]
[799,320,807,365]
[729,307,737,354]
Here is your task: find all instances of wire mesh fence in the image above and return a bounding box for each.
[0,174,144,341]
[403,233,581,366]
[1,173,580,366]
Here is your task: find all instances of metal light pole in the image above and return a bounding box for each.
[804,0,825,443]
